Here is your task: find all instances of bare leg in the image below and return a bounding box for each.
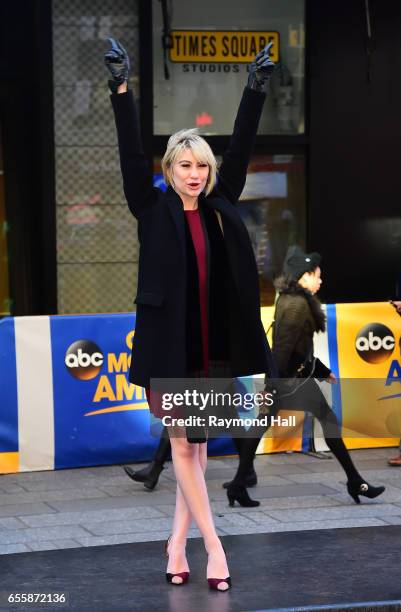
[168,428,229,590]
[167,442,208,583]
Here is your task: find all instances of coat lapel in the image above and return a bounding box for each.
[166,187,186,258]
[202,196,246,292]
[202,195,239,227]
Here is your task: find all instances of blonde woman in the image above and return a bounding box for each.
[105,38,276,591]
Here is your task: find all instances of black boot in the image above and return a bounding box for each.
[346,479,385,504]
[226,483,260,507]
[124,461,165,490]
[124,431,171,490]
[223,434,261,489]
[222,467,257,489]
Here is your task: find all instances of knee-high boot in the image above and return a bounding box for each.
[223,436,258,489]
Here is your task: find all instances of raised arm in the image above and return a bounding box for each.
[105,38,157,218]
[216,42,275,204]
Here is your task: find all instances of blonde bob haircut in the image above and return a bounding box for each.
[161,128,217,196]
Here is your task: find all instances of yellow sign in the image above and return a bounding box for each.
[336,302,401,450]
[169,31,280,63]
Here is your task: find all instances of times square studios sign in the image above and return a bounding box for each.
[168,30,280,73]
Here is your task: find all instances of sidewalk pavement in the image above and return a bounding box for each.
[0,447,400,555]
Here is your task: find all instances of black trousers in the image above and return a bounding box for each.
[231,378,362,486]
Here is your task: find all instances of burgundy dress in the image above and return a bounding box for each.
[146,208,208,418]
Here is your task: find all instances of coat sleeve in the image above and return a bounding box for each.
[214,87,266,204]
[273,299,309,377]
[111,90,158,218]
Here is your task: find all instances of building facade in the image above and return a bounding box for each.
[0,0,400,316]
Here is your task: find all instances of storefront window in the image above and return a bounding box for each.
[153,0,304,135]
[0,126,11,315]
[238,154,305,305]
[53,0,140,314]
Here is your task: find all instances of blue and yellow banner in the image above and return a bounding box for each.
[336,302,400,449]
[1,302,400,473]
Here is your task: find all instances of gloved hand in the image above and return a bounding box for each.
[247,42,275,92]
[104,37,130,93]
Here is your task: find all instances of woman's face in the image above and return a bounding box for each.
[170,148,209,199]
[298,266,322,295]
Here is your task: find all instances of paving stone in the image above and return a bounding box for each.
[345,459,395,469]
[98,482,176,497]
[46,492,176,513]
[0,489,109,506]
[81,517,173,536]
[218,517,388,535]
[225,512,279,527]
[0,517,27,530]
[0,465,126,484]
[351,468,401,480]
[151,504,176,517]
[380,515,401,525]
[19,506,165,528]
[350,448,398,459]
[254,463,311,475]
[1,448,399,554]
[0,543,31,554]
[0,469,100,484]
[253,452,325,465]
[205,458,235,468]
[213,512,263,528]
[253,495,345,510]
[18,476,134,492]
[264,503,401,523]
[81,465,141,477]
[204,467,240,481]
[209,483,339,502]
[281,472,349,487]
[27,539,80,552]
[207,475,290,488]
[0,503,57,518]
[0,525,91,545]
[0,484,30,494]
[75,530,177,547]
[299,461,343,473]
[210,494,344,514]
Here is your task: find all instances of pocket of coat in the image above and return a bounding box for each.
[134,291,164,307]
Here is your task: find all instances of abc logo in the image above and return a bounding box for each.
[355,323,395,364]
[65,340,104,380]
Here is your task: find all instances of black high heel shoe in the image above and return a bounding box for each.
[347,480,385,504]
[226,483,260,507]
[164,536,189,585]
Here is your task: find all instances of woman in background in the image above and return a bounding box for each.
[226,246,386,507]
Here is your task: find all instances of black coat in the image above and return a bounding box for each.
[272,282,331,379]
[111,87,276,388]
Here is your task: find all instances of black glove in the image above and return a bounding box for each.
[104,37,130,93]
[247,42,275,93]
